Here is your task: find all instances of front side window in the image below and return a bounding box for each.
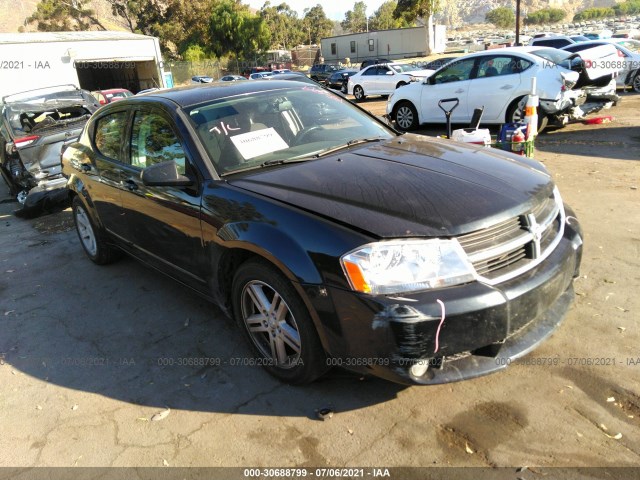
[94,111,128,161]
[433,58,476,84]
[130,111,186,174]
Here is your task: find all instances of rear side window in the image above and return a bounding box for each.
[94,111,128,161]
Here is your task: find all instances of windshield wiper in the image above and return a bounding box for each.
[261,157,313,167]
[311,137,385,158]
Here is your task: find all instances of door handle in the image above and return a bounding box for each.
[454,88,464,94]
[500,85,514,90]
[123,179,138,191]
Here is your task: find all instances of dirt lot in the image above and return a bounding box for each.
[0,91,639,478]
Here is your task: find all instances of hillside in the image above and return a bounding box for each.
[438,0,620,25]
[0,0,623,34]
[0,0,129,33]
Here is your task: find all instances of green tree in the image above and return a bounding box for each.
[574,7,615,22]
[369,1,406,30]
[394,0,440,23]
[302,4,333,44]
[26,0,107,31]
[485,7,515,29]
[260,2,305,49]
[341,1,368,33]
[524,8,565,25]
[209,0,270,58]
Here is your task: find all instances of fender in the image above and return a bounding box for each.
[215,221,324,285]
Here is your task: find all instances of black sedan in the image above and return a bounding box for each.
[62,81,583,385]
[326,69,359,93]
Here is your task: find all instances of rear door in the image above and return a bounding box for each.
[116,106,208,288]
[87,108,132,240]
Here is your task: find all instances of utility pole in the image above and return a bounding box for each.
[515,0,521,46]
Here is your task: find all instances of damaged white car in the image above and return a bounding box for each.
[0,85,100,216]
[386,46,619,132]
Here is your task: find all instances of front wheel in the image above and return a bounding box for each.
[72,196,121,265]
[232,259,328,384]
[353,85,366,102]
[393,101,419,131]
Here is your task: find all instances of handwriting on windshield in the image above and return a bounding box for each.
[209,121,241,136]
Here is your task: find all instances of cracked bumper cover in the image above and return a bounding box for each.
[308,208,583,385]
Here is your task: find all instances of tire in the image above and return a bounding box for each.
[506,97,548,134]
[353,85,366,102]
[393,101,419,131]
[72,196,121,265]
[232,259,328,384]
[632,72,640,93]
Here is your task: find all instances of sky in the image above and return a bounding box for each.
[244,0,388,21]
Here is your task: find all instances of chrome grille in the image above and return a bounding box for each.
[458,189,564,284]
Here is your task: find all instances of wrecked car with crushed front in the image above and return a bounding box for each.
[0,85,100,216]
[61,81,583,385]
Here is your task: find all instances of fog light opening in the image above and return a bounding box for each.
[410,360,430,377]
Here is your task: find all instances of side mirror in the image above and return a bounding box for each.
[141,160,194,187]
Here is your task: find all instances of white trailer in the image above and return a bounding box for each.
[0,31,168,98]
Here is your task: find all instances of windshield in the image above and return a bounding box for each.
[186,86,395,175]
[390,64,417,73]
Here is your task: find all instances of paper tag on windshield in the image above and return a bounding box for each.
[230,128,289,160]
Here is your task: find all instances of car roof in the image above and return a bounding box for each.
[99,88,131,94]
[129,80,325,108]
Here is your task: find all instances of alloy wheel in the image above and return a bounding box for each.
[240,280,302,368]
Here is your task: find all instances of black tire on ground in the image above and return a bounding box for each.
[506,96,548,134]
[72,196,121,265]
[353,85,366,102]
[632,72,640,93]
[393,101,419,131]
[232,259,328,385]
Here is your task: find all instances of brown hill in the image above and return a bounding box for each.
[0,0,130,33]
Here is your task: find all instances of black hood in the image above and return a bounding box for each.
[228,135,553,238]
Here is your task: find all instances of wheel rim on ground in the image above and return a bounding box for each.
[396,105,414,130]
[240,280,302,368]
[75,206,97,256]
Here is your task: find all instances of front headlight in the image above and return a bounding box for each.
[341,239,477,295]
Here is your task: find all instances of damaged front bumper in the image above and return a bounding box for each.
[310,209,583,385]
